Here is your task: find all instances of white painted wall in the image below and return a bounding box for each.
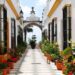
[71,0,75,45]
[43,0,75,50]
[4,0,22,48]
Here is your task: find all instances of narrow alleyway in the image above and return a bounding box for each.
[17,48,63,75]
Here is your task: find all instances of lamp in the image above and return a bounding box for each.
[20,10,23,18]
[0,0,5,5]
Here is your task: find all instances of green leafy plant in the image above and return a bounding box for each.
[0,62,8,69]
[63,47,72,60]
[0,70,2,75]
[14,42,27,57]
[0,47,7,55]
[64,63,75,75]
[63,54,75,75]
[63,47,72,55]
[26,27,33,32]
[41,40,50,53]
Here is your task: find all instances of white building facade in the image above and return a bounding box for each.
[0,0,24,49]
[42,0,75,50]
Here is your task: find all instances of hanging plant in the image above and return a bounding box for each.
[26,27,33,32]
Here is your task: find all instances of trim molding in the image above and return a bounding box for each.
[47,0,61,17]
[6,0,20,19]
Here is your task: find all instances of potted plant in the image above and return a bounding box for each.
[0,47,7,62]
[29,35,36,49]
[41,40,53,63]
[50,43,60,62]
[61,47,72,73]
[63,62,75,75]
[55,56,63,70]
[62,54,75,74]
[30,39,36,49]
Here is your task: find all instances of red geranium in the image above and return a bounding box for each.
[68,71,73,75]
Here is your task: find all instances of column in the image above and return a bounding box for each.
[57,19,63,50]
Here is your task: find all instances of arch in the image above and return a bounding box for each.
[23,21,42,30]
[23,21,42,42]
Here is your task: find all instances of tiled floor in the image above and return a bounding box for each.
[17,49,64,75]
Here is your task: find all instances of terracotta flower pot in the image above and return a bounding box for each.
[56,61,63,70]
[62,65,67,73]
[46,54,52,64]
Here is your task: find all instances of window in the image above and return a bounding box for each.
[52,18,57,43]
[3,7,7,49]
[43,29,47,40]
[44,29,47,39]
[17,26,23,45]
[48,22,52,42]
[11,19,16,49]
[48,23,50,41]
[0,7,7,49]
[54,18,57,42]
[63,5,71,49]
[52,19,54,43]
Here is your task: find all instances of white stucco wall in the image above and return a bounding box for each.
[4,0,21,48]
[71,0,75,44]
[43,0,75,50]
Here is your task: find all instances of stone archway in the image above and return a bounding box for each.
[23,21,42,43]
[23,7,42,42]
[24,21,42,30]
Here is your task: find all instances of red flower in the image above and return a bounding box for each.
[2,59,7,63]
[11,57,18,62]
[68,71,73,75]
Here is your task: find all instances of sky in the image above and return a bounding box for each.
[26,26,42,44]
[19,0,47,43]
[19,0,47,19]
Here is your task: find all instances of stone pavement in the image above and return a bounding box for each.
[16,49,64,75]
